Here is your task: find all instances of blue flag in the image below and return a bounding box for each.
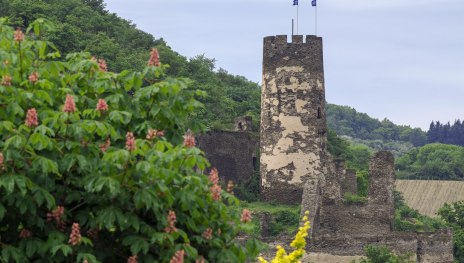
[312,0,316,6]
[293,0,298,5]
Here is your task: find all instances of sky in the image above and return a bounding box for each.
[104,0,464,130]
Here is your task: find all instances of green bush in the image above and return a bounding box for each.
[0,18,261,262]
[438,201,464,262]
[343,193,367,205]
[354,245,414,263]
[240,202,301,237]
[393,191,446,232]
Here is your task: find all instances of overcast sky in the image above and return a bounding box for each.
[104,0,464,130]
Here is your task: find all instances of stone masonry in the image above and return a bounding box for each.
[259,35,454,262]
[260,35,327,204]
[197,129,257,185]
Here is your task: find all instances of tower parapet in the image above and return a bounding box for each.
[260,35,326,204]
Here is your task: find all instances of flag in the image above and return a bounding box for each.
[293,0,298,5]
[312,0,317,6]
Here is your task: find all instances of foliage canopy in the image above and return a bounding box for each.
[0,19,260,262]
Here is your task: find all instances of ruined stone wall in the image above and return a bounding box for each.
[342,169,358,196]
[260,35,327,204]
[418,229,454,263]
[368,151,395,223]
[314,151,395,238]
[197,130,257,184]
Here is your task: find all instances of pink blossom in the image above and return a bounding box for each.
[195,257,206,263]
[14,28,24,42]
[240,209,252,223]
[202,228,213,240]
[148,48,160,67]
[164,210,177,233]
[68,223,81,246]
[0,152,4,170]
[98,59,107,72]
[127,255,138,263]
[87,228,99,240]
[170,250,185,263]
[183,131,195,148]
[99,137,111,152]
[28,71,39,83]
[47,206,66,230]
[47,206,65,223]
[83,260,89,263]
[25,108,39,128]
[125,132,136,151]
[146,129,164,140]
[210,184,221,201]
[208,168,219,185]
[19,229,32,239]
[1,75,12,86]
[96,99,109,111]
[63,95,77,113]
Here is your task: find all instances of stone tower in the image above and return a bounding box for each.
[260,35,327,204]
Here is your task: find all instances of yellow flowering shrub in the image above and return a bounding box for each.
[258,211,310,263]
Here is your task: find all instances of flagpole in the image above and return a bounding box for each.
[315,3,317,35]
[292,19,294,36]
[297,4,299,35]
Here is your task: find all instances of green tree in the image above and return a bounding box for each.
[0,19,260,262]
[438,201,464,262]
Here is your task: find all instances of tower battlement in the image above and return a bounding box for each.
[263,35,324,75]
[263,34,321,45]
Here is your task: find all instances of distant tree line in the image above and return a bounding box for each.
[427,120,464,146]
[327,104,427,147]
[396,143,464,180]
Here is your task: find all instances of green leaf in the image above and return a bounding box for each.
[87,176,121,196]
[77,253,99,263]
[7,102,24,117]
[29,133,52,150]
[0,121,15,132]
[32,187,56,209]
[51,244,72,257]
[1,246,27,263]
[4,134,26,149]
[109,111,132,125]
[24,238,43,258]
[32,156,60,175]
[34,125,55,136]
[35,90,53,105]
[122,236,149,255]
[102,149,130,166]
[96,207,124,229]
[133,189,159,212]
[0,203,5,220]
[0,175,16,194]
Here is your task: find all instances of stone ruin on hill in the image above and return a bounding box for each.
[198,35,454,262]
[259,34,453,262]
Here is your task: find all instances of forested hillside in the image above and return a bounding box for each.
[327,104,427,147]
[0,0,261,130]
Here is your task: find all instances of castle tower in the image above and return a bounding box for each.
[260,35,327,204]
